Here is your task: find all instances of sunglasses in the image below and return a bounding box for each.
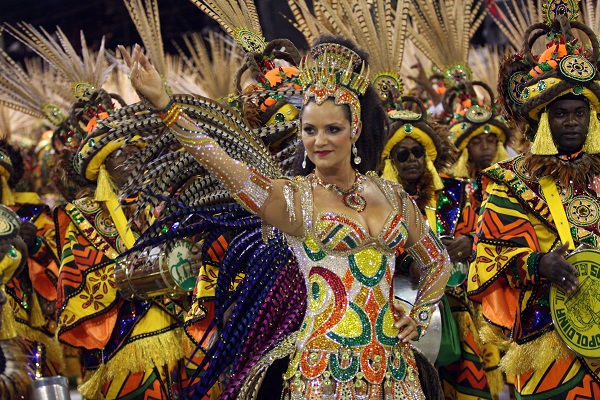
[395,146,425,162]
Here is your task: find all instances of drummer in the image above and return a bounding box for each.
[382,94,507,399]
[468,2,600,398]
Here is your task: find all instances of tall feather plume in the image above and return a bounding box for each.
[4,23,113,97]
[407,0,487,71]
[0,48,69,126]
[469,45,506,97]
[285,0,410,77]
[123,0,168,77]
[173,31,244,100]
[579,0,600,34]
[338,0,410,81]
[285,0,335,45]
[164,53,208,97]
[400,39,434,92]
[486,0,544,52]
[0,106,43,145]
[186,0,265,51]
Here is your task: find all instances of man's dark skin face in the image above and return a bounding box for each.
[391,137,426,191]
[547,98,590,154]
[467,133,498,174]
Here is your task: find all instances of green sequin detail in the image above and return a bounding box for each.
[329,352,359,382]
[327,302,371,346]
[311,282,320,301]
[348,254,387,287]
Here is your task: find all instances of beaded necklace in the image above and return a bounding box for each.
[311,170,367,212]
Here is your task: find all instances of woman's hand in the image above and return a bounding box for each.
[117,44,171,110]
[393,303,420,343]
[441,235,473,263]
[539,242,578,293]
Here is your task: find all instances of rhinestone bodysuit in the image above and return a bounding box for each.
[281,176,443,400]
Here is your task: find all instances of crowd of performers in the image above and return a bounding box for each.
[0,0,599,399]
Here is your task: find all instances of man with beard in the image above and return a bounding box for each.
[468,2,600,398]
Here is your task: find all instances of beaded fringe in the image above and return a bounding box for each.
[499,330,571,376]
[79,327,185,400]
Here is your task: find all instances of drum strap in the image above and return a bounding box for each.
[539,176,575,251]
[105,196,136,249]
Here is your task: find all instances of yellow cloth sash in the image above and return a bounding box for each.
[539,177,575,251]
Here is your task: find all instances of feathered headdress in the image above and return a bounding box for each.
[174,31,244,100]
[188,0,265,53]
[497,0,600,155]
[407,0,486,87]
[4,23,113,103]
[407,0,510,178]
[123,0,168,77]
[0,47,68,128]
[287,0,410,110]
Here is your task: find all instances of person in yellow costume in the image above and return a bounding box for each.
[469,1,600,398]
[53,87,187,400]
[381,93,505,400]
[0,138,65,378]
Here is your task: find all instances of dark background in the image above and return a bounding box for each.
[0,0,309,59]
[0,0,503,61]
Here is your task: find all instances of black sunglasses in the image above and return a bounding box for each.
[395,146,425,162]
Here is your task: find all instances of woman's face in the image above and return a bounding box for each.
[391,137,426,184]
[301,100,357,173]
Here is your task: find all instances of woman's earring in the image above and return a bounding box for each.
[302,150,307,169]
[352,144,361,164]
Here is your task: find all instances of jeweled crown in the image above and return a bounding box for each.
[298,43,370,96]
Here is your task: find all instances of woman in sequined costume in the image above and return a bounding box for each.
[120,35,450,399]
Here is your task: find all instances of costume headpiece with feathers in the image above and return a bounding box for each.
[497,0,600,156]
[0,46,68,129]
[406,0,510,179]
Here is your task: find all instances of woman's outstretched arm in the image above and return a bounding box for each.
[119,44,303,237]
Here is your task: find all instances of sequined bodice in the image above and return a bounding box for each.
[314,210,407,253]
[284,176,411,385]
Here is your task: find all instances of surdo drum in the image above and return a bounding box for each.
[115,239,199,299]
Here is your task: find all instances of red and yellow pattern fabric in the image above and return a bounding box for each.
[55,197,187,400]
[454,180,480,238]
[468,154,600,399]
[5,196,63,377]
[419,176,502,400]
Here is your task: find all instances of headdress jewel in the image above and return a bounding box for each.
[298,43,370,137]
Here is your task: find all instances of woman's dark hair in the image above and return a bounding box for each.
[290,35,387,175]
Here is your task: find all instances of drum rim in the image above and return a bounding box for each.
[549,247,600,359]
